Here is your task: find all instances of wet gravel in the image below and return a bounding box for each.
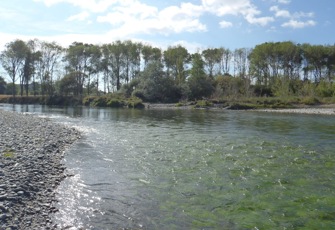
[0,110,80,229]
[257,107,335,115]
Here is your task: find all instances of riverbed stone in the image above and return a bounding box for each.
[0,109,80,229]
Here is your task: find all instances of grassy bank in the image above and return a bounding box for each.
[1,94,334,110]
[176,96,335,110]
[0,95,145,109]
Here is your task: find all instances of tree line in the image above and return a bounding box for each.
[0,39,334,102]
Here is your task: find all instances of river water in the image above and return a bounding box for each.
[1,104,335,229]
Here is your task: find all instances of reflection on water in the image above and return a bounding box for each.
[1,104,335,229]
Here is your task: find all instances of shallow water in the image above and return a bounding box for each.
[1,104,335,229]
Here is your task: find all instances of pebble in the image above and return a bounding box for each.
[0,110,80,229]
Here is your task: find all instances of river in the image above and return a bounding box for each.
[1,104,335,229]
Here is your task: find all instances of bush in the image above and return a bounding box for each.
[301,97,320,105]
[91,96,108,107]
[194,100,213,108]
[107,99,124,108]
[82,96,96,106]
[127,97,145,109]
[253,85,273,97]
[316,81,334,97]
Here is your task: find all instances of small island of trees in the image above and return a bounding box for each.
[0,39,334,108]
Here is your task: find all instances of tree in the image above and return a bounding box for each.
[202,48,222,78]
[163,45,190,86]
[64,42,90,95]
[59,72,79,96]
[142,44,162,69]
[233,48,250,79]
[0,39,29,97]
[134,61,181,102]
[187,53,214,100]
[83,44,101,95]
[26,39,42,96]
[0,76,6,94]
[219,47,232,75]
[35,40,63,95]
[122,40,142,84]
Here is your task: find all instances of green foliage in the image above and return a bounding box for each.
[107,98,124,108]
[0,76,6,94]
[82,95,96,106]
[126,97,145,109]
[194,100,213,108]
[316,81,335,97]
[301,96,320,105]
[120,78,141,97]
[272,78,304,97]
[215,75,249,98]
[252,84,273,97]
[1,38,335,105]
[188,75,214,100]
[133,61,182,103]
[59,72,79,96]
[91,96,108,107]
[82,95,144,109]
[163,45,190,86]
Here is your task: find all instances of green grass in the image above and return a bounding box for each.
[2,149,15,158]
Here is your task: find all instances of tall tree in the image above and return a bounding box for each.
[101,44,112,94]
[64,42,90,95]
[35,40,63,95]
[0,76,6,94]
[142,44,162,69]
[0,39,29,97]
[188,53,214,100]
[219,47,232,75]
[163,45,190,86]
[202,48,221,78]
[233,48,250,79]
[109,40,124,91]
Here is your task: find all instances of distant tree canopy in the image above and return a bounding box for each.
[1,39,335,101]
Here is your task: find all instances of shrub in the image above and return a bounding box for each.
[82,96,96,106]
[194,100,213,108]
[301,97,320,105]
[107,99,124,108]
[92,96,108,107]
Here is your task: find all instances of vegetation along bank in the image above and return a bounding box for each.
[0,39,335,108]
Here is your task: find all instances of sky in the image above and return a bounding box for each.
[0,0,335,52]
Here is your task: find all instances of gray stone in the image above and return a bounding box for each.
[0,110,80,229]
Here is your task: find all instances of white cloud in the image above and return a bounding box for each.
[277,0,291,4]
[270,3,316,29]
[202,0,274,26]
[292,11,314,18]
[98,1,206,36]
[67,11,90,21]
[282,19,316,29]
[33,0,118,13]
[220,20,233,28]
[270,6,290,18]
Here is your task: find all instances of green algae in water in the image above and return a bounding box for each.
[143,139,335,229]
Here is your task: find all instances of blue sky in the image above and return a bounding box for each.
[1,0,334,52]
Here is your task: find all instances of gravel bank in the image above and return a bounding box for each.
[0,110,80,229]
[256,107,335,115]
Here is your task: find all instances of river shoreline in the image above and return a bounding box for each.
[0,110,80,229]
[255,107,335,115]
[145,103,335,115]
